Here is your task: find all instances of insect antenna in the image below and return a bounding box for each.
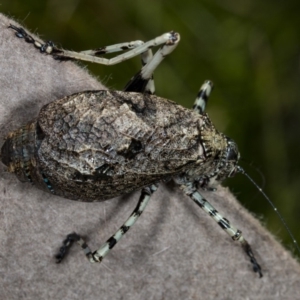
[239,158,266,190]
[236,165,300,256]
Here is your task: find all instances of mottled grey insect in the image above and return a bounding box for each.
[2,25,264,277]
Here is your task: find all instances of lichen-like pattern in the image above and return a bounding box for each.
[3,90,227,201]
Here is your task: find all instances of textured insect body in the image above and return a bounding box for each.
[3,24,267,277]
[2,90,234,201]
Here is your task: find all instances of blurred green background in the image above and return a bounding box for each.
[2,1,300,256]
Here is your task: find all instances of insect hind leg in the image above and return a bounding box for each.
[55,233,85,263]
[182,183,263,277]
[8,24,148,61]
[8,25,179,95]
[56,184,157,264]
[193,80,214,114]
[8,24,61,55]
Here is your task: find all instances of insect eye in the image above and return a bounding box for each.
[225,138,240,162]
[226,147,238,161]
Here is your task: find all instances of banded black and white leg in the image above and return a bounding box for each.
[55,184,158,263]
[181,183,263,277]
[193,80,214,115]
[123,32,180,94]
[8,24,180,94]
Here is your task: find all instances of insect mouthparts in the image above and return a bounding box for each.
[237,166,300,256]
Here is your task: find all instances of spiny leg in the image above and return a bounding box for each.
[9,24,178,67]
[55,184,158,264]
[80,40,145,55]
[124,31,180,94]
[74,41,157,94]
[181,183,263,277]
[77,39,157,94]
[123,46,155,94]
[8,24,142,57]
[193,80,214,115]
[9,24,152,63]
[8,24,179,95]
[139,49,155,94]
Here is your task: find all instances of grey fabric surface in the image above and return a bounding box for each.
[1,14,300,300]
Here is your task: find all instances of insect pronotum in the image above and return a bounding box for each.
[2,24,300,278]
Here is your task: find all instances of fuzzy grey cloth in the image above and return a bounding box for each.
[0,14,300,300]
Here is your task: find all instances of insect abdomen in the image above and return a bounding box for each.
[1,121,38,182]
[1,120,55,192]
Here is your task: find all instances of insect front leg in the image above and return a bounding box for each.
[181,183,263,277]
[56,184,158,264]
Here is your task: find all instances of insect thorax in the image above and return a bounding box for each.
[171,111,240,188]
[195,115,240,183]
